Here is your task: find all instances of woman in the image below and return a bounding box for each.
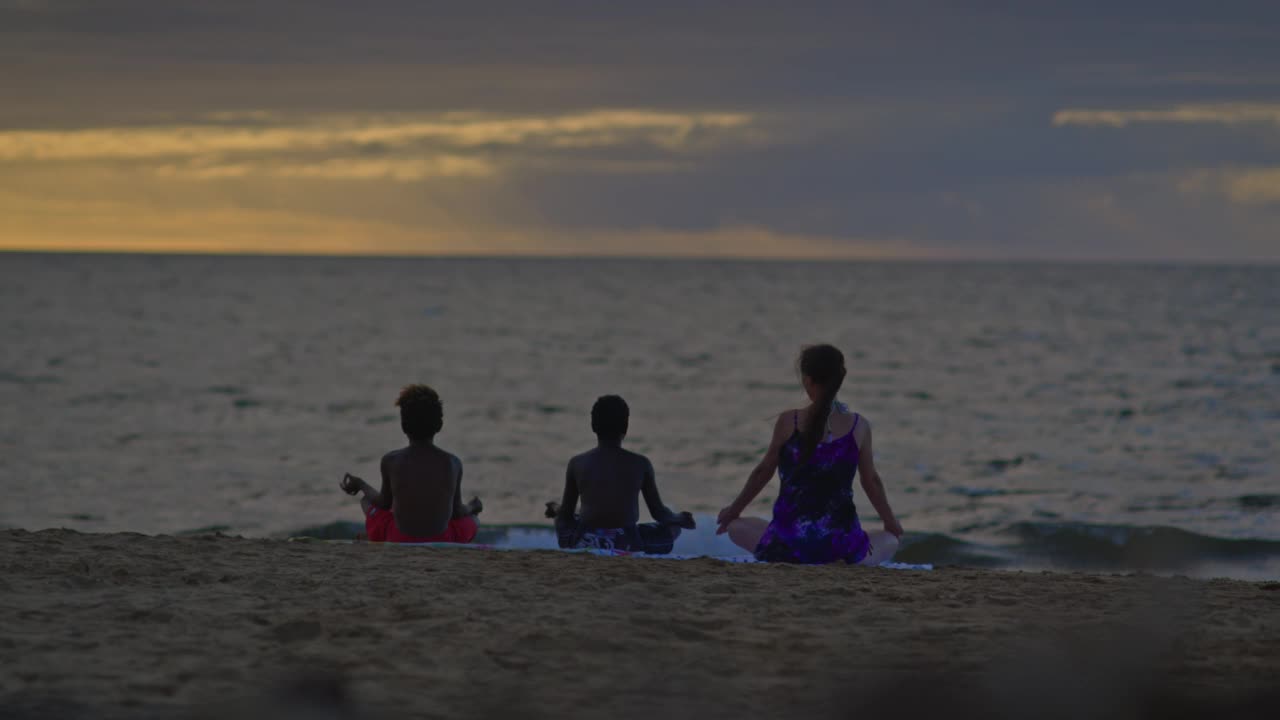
[716,344,903,564]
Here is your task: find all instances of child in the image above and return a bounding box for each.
[547,395,694,553]
[340,384,482,543]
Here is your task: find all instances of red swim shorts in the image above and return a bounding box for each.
[363,506,478,544]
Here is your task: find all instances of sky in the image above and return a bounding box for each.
[1,0,1279,261]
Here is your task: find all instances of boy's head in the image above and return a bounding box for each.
[396,384,443,441]
[591,395,629,444]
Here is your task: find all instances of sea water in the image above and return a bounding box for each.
[2,254,1277,578]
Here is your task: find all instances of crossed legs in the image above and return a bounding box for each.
[725,517,770,553]
[727,517,900,566]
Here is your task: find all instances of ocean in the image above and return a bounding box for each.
[2,253,1277,579]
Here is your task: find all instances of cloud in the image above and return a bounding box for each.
[1052,103,1280,129]
[0,110,756,162]
[4,3,1280,261]
[1222,169,1280,204]
[0,0,68,9]
[1178,167,1280,205]
[0,110,759,183]
[153,156,496,181]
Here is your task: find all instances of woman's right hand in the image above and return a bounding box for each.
[715,506,740,535]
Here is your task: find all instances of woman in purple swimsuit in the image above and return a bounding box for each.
[716,344,903,564]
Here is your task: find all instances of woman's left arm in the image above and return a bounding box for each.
[716,413,791,534]
[857,420,903,537]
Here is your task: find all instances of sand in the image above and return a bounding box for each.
[1,529,1278,719]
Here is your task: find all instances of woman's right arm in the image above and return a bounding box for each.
[716,412,791,534]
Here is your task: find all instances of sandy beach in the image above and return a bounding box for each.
[2,529,1277,719]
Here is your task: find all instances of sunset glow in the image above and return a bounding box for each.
[2,2,1278,261]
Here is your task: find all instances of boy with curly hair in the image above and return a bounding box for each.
[341,385,482,543]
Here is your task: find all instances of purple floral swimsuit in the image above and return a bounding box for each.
[754,410,871,564]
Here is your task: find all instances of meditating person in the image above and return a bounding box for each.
[340,384,482,543]
[716,344,903,565]
[546,395,695,554]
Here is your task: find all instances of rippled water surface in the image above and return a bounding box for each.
[2,254,1277,575]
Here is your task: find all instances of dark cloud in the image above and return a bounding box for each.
[6,1,1280,107]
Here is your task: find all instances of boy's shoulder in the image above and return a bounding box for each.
[624,447,652,464]
[434,447,463,473]
[570,447,650,465]
[614,446,653,470]
[382,445,459,463]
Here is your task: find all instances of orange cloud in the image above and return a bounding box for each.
[0,109,759,188]
[152,156,496,181]
[1052,103,1280,129]
[0,110,756,162]
[1177,167,1280,205]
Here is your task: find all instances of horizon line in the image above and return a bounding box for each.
[1,246,1277,268]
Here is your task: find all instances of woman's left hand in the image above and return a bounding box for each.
[883,517,904,538]
[715,506,739,535]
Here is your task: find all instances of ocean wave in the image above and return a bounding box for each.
[278,518,1280,580]
[992,521,1280,570]
[899,522,1280,579]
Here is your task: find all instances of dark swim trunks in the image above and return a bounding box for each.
[556,516,679,554]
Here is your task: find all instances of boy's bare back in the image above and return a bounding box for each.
[383,445,460,538]
[570,446,651,529]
